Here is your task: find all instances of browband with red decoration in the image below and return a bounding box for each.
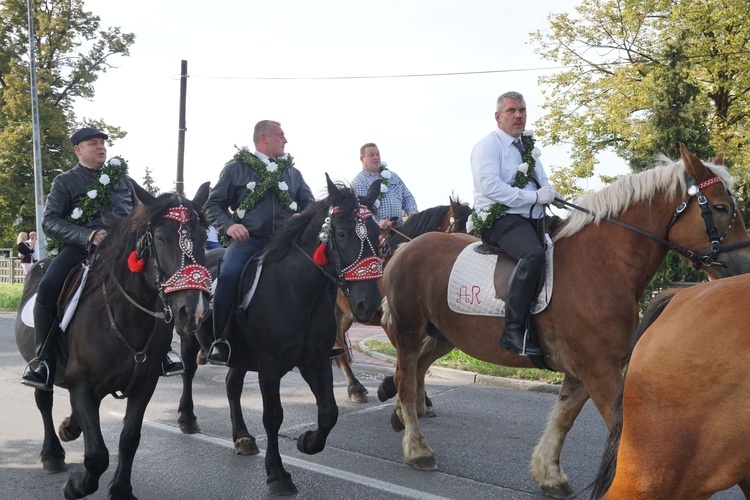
[342,255,383,281]
[698,177,723,190]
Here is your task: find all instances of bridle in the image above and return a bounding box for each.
[557,174,750,269]
[298,203,382,296]
[104,204,212,399]
[108,205,212,322]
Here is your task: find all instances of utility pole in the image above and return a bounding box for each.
[27,0,46,259]
[176,60,187,196]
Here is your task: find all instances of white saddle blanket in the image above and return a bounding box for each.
[20,263,90,331]
[447,241,553,317]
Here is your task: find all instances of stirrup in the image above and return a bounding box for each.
[161,351,186,377]
[206,339,231,366]
[20,358,52,391]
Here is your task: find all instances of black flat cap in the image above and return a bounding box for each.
[70,127,108,146]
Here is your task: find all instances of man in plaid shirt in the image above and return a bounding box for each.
[352,142,418,231]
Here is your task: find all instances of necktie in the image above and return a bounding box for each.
[512,138,525,156]
[268,157,276,163]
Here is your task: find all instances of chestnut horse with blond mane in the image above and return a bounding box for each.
[380,145,750,498]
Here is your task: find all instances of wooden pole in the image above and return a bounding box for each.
[176,60,188,195]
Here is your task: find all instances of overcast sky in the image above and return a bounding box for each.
[74,0,628,208]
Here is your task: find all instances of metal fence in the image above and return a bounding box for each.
[0,248,27,284]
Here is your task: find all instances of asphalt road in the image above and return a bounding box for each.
[0,314,742,499]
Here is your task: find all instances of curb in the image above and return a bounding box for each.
[356,336,559,395]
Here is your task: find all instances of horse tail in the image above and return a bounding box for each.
[380,296,391,330]
[590,391,625,499]
[634,288,680,344]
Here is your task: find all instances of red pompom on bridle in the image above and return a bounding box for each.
[127,250,146,273]
[312,242,328,265]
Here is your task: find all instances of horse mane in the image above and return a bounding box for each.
[264,184,361,262]
[87,193,204,293]
[555,157,733,240]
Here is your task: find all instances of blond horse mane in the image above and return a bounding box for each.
[555,156,734,240]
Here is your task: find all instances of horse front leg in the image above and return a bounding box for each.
[530,374,589,499]
[34,388,67,473]
[62,386,107,499]
[334,306,368,403]
[258,368,296,496]
[226,367,258,455]
[109,377,159,500]
[177,334,202,434]
[297,360,338,455]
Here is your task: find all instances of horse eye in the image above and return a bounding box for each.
[336,229,347,239]
[714,204,729,213]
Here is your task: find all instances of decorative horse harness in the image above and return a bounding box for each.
[104,205,212,398]
[300,203,383,296]
[558,174,750,269]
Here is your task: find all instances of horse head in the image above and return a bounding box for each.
[667,144,750,278]
[447,196,472,233]
[95,181,212,337]
[323,174,383,322]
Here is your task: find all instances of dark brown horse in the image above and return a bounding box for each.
[15,185,211,499]
[333,197,471,402]
[592,277,750,499]
[379,145,750,498]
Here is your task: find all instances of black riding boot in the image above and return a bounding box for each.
[21,303,59,390]
[500,258,543,356]
[207,302,232,366]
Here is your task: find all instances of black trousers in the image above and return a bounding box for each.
[36,246,87,307]
[483,214,545,266]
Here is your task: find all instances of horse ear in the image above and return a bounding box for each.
[192,181,211,207]
[361,179,382,206]
[326,173,345,204]
[712,153,725,166]
[680,143,707,180]
[130,179,155,206]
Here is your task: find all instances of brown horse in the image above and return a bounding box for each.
[379,145,750,498]
[592,277,750,499]
[333,197,471,402]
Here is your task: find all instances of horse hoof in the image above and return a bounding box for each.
[390,410,405,432]
[178,420,201,434]
[348,390,368,403]
[59,417,81,442]
[42,457,66,474]
[234,436,259,455]
[62,479,84,499]
[268,476,298,496]
[297,430,324,455]
[377,377,398,402]
[410,455,438,471]
[541,482,575,499]
[423,406,436,418]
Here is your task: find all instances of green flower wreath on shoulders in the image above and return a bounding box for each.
[231,146,299,222]
[469,131,541,236]
[46,156,129,255]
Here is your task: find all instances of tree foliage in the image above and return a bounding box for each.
[0,0,133,245]
[531,0,750,298]
[142,167,160,196]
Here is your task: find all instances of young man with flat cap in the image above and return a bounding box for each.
[21,127,181,390]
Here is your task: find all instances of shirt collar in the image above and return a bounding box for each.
[494,128,519,147]
[253,151,271,162]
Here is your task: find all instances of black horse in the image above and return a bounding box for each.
[15,184,212,499]
[177,175,383,495]
[333,198,472,402]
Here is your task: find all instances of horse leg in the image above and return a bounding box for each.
[62,386,107,499]
[297,361,338,455]
[226,367,258,455]
[177,334,202,434]
[416,336,454,418]
[258,367,296,496]
[530,374,589,499]
[737,480,750,498]
[34,388,67,473]
[334,306,368,403]
[109,378,159,500]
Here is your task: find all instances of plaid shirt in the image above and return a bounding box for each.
[352,169,418,225]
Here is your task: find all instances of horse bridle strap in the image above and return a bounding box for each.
[102,280,160,399]
[106,265,171,321]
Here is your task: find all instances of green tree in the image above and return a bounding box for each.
[0,0,134,245]
[142,167,160,196]
[531,0,750,190]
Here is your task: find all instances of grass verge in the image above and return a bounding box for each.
[363,339,564,385]
[0,283,23,312]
